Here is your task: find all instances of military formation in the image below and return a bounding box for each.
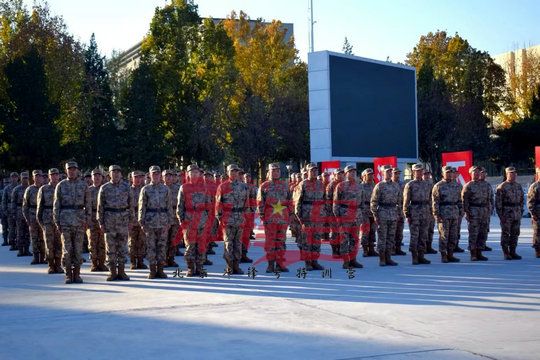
[1,161,539,285]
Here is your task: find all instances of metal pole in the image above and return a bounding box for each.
[309,0,314,53]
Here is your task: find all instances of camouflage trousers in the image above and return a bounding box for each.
[394,216,405,248]
[104,231,128,268]
[360,217,377,247]
[290,216,301,239]
[297,224,323,261]
[467,217,489,250]
[339,223,360,261]
[1,215,8,242]
[500,217,521,247]
[437,218,459,253]
[28,220,45,255]
[263,223,287,262]
[15,212,29,248]
[42,224,62,259]
[129,224,146,258]
[87,225,106,263]
[327,219,340,248]
[223,224,244,262]
[376,219,397,253]
[144,227,168,266]
[532,218,540,249]
[183,219,210,266]
[408,218,428,253]
[8,214,16,245]
[60,226,85,268]
[427,216,435,246]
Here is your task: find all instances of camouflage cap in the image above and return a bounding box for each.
[227,164,240,172]
[392,167,401,173]
[187,164,199,172]
[468,165,479,173]
[149,165,161,173]
[91,168,103,176]
[361,168,374,176]
[381,165,393,172]
[9,172,19,177]
[109,165,121,172]
[162,169,175,176]
[32,170,43,176]
[131,170,145,177]
[505,166,516,173]
[306,162,318,170]
[65,161,78,169]
[48,168,59,175]
[412,163,424,171]
[344,165,356,173]
[268,163,280,170]
[20,171,29,179]
[442,165,453,173]
[334,168,344,174]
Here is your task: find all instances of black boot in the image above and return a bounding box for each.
[379,253,387,267]
[311,260,324,270]
[502,246,512,260]
[447,249,460,263]
[470,249,479,261]
[476,249,488,261]
[509,245,522,260]
[156,264,168,278]
[453,244,465,253]
[232,261,244,275]
[30,252,39,265]
[418,251,431,264]
[106,265,118,281]
[395,245,406,256]
[266,260,276,273]
[65,266,73,284]
[117,263,130,281]
[72,265,83,283]
[441,252,449,263]
[411,251,419,265]
[137,257,148,269]
[385,251,398,266]
[349,258,363,269]
[148,264,157,279]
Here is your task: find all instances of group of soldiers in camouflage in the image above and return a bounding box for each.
[1,160,540,285]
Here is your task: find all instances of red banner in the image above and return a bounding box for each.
[535,146,540,168]
[373,156,397,183]
[441,150,473,185]
[321,161,341,173]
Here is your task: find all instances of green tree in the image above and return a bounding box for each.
[342,37,353,55]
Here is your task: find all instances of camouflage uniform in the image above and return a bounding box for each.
[495,178,523,252]
[393,179,406,255]
[23,178,46,262]
[166,178,181,266]
[424,177,437,253]
[138,170,174,277]
[371,178,402,255]
[325,176,342,257]
[216,174,249,265]
[37,177,63,273]
[87,180,106,270]
[432,177,463,257]
[97,172,134,278]
[11,182,30,254]
[241,180,257,259]
[403,179,431,256]
[2,178,18,249]
[333,173,365,266]
[527,178,540,257]
[479,176,495,251]
[360,178,377,255]
[258,175,292,269]
[294,174,326,265]
[53,166,92,283]
[462,177,492,254]
[129,178,146,268]
[177,172,213,274]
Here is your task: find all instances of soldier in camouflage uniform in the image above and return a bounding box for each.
[53,162,92,284]
[138,166,173,279]
[495,167,523,260]
[478,167,494,251]
[129,171,147,270]
[452,169,466,253]
[23,170,46,265]
[360,168,378,257]
[177,164,213,277]
[462,166,491,261]
[12,172,30,257]
[294,163,326,271]
[333,165,364,269]
[325,168,344,258]
[527,167,540,258]
[240,171,256,263]
[402,164,431,265]
[97,165,134,281]
[371,165,402,266]
[1,175,17,247]
[258,163,292,273]
[289,172,303,241]
[432,166,462,263]
[422,169,438,254]
[216,164,249,275]
[87,168,107,272]
[203,171,219,256]
[37,168,63,274]
[392,168,407,256]
[164,169,181,267]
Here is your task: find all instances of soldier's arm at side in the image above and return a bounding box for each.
[36,187,44,226]
[495,186,503,218]
[84,184,91,228]
[402,183,411,219]
[53,183,61,229]
[138,187,146,228]
[256,184,265,222]
[97,186,105,230]
[177,186,185,224]
[431,185,441,222]
[370,184,379,222]
[22,188,30,223]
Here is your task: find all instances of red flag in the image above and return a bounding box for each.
[373,156,397,183]
[321,161,341,173]
[441,150,473,185]
[535,146,540,168]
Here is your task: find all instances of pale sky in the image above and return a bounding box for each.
[22,0,540,62]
